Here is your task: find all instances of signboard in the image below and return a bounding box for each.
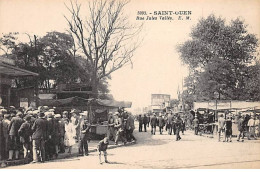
[20,98,29,109]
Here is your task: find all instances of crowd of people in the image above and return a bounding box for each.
[217,113,259,142]
[137,110,260,143]
[137,112,186,141]
[0,105,136,165]
[107,111,136,145]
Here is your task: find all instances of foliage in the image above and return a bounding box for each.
[178,14,259,102]
[0,32,110,95]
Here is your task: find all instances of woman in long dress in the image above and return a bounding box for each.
[64,119,76,153]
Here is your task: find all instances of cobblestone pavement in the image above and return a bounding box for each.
[6,124,260,169]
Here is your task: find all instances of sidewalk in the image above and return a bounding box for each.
[0,139,136,168]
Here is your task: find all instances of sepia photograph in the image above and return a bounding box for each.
[0,0,260,169]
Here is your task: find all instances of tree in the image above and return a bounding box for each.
[65,0,142,97]
[178,15,259,101]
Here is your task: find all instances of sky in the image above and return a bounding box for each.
[0,0,260,111]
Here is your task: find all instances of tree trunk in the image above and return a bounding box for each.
[91,72,98,98]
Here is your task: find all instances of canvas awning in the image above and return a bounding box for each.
[39,97,132,108]
[0,61,38,77]
[88,98,132,108]
[39,96,89,107]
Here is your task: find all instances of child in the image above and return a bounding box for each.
[97,137,109,164]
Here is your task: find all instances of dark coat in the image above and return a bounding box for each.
[31,117,48,140]
[138,116,143,124]
[79,120,91,141]
[126,116,135,130]
[8,116,24,136]
[143,116,148,124]
[193,118,199,127]
[175,118,183,130]
[52,118,61,144]
[237,118,244,131]
[0,121,4,160]
[59,119,66,137]
[18,121,32,143]
[47,118,54,137]
[158,116,165,127]
[2,119,10,138]
[167,114,174,125]
[150,116,157,127]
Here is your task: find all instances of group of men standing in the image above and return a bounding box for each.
[107,111,136,145]
[138,112,186,141]
[0,106,96,165]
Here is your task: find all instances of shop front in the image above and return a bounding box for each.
[0,58,38,108]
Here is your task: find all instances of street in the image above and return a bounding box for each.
[7,123,260,169]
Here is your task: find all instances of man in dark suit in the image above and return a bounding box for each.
[115,113,127,145]
[158,114,165,134]
[143,114,148,132]
[0,113,4,161]
[167,113,174,135]
[2,111,11,160]
[18,115,32,159]
[150,113,157,135]
[31,112,48,163]
[193,116,199,135]
[175,115,182,141]
[237,115,245,142]
[8,111,24,160]
[78,112,91,156]
[58,115,66,153]
[138,115,143,132]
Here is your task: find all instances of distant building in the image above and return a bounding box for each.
[151,94,171,113]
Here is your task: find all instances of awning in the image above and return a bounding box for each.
[39,97,132,108]
[39,96,88,107]
[0,61,38,77]
[88,99,132,108]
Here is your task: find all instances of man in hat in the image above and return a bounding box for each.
[0,113,4,160]
[237,114,245,142]
[62,111,69,121]
[107,113,116,141]
[218,114,226,142]
[175,114,182,141]
[143,114,148,132]
[78,111,91,156]
[248,116,257,140]
[150,113,157,135]
[158,114,165,135]
[52,114,61,158]
[138,115,143,132]
[167,112,174,135]
[114,112,127,145]
[193,115,199,135]
[45,112,55,160]
[31,112,48,163]
[2,112,10,159]
[97,137,109,164]
[58,114,66,153]
[18,115,32,159]
[125,113,136,142]
[8,111,24,160]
